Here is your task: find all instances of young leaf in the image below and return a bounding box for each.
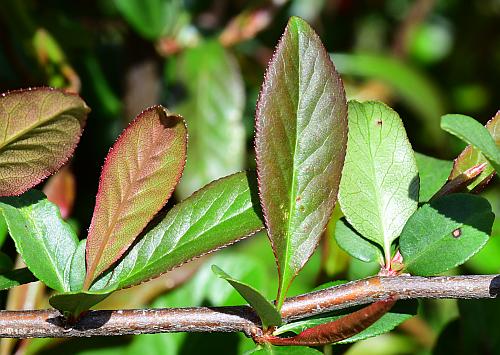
[339,100,419,264]
[255,16,348,308]
[0,191,80,292]
[0,268,36,290]
[90,171,264,291]
[273,300,417,345]
[448,111,499,190]
[84,106,187,288]
[0,87,89,196]
[212,265,282,328]
[441,114,500,173]
[400,194,494,276]
[174,41,245,198]
[335,219,383,264]
[414,153,453,202]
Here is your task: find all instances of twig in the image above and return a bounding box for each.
[0,274,498,338]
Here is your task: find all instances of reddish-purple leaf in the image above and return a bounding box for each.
[0,87,89,196]
[84,106,187,288]
[255,17,348,308]
[262,299,396,346]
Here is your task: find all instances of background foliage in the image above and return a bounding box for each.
[0,0,498,354]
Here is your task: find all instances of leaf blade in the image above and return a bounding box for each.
[441,114,500,173]
[338,100,419,262]
[212,265,282,328]
[400,194,494,276]
[0,268,37,290]
[448,111,500,190]
[414,153,453,202]
[0,191,80,292]
[335,218,383,264]
[0,87,89,196]
[85,106,187,287]
[255,17,348,307]
[174,41,245,199]
[91,171,264,291]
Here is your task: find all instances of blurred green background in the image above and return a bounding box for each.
[0,0,499,354]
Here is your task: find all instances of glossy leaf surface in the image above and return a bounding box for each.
[441,114,500,173]
[174,41,245,198]
[0,191,80,292]
[339,101,418,261]
[212,265,282,328]
[255,17,347,307]
[85,106,187,287]
[415,153,452,202]
[400,194,493,276]
[335,218,383,264]
[0,88,88,196]
[449,111,499,190]
[91,171,263,291]
[49,290,111,317]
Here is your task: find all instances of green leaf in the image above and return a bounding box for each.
[273,300,417,344]
[441,114,500,173]
[0,191,80,292]
[0,267,36,290]
[84,106,187,288]
[69,239,86,291]
[0,87,89,196]
[339,101,419,262]
[114,0,188,40]
[246,345,322,355]
[255,16,348,308]
[335,218,383,264]
[415,153,453,202]
[331,53,446,145]
[212,265,282,328]
[400,193,494,276]
[91,171,264,291]
[449,111,500,190]
[49,290,111,318]
[174,40,245,199]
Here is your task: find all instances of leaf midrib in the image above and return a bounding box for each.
[0,97,75,151]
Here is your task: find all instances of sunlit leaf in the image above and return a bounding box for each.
[0,88,89,196]
[448,111,499,190]
[84,106,187,288]
[339,101,419,263]
[331,53,445,145]
[212,265,282,328]
[415,153,452,202]
[255,16,348,308]
[441,114,500,173]
[90,171,263,291]
[400,194,494,276]
[174,40,245,198]
[335,218,383,264]
[0,191,80,292]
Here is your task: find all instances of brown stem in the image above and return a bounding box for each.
[0,275,497,338]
